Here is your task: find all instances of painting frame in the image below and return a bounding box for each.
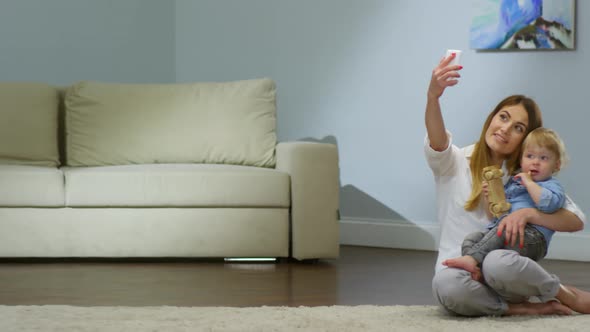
[470,0,576,51]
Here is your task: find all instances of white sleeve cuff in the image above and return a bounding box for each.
[563,195,587,225]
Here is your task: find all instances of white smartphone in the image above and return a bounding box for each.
[445,49,462,66]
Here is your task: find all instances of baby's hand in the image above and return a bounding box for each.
[514,171,532,185]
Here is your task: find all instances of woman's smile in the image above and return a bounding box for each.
[493,132,508,144]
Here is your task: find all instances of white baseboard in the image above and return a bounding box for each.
[339,217,590,262]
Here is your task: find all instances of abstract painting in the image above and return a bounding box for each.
[470,0,575,50]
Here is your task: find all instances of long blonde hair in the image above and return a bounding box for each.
[464,95,543,211]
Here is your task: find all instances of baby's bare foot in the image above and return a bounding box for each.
[470,268,483,282]
[442,256,478,273]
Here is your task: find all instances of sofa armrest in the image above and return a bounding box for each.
[276,141,339,260]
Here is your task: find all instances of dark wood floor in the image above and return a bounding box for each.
[0,246,588,307]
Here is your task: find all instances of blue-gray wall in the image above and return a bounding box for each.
[0,0,175,85]
[176,0,590,236]
[2,1,588,238]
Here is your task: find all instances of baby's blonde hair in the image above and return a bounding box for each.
[522,127,568,172]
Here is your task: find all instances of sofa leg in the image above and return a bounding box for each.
[286,258,320,264]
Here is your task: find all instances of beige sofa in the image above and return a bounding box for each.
[0,79,339,260]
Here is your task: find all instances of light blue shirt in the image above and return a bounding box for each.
[488,176,565,249]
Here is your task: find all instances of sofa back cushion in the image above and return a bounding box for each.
[0,82,60,167]
[65,79,277,167]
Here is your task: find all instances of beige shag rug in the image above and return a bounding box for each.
[1,305,589,331]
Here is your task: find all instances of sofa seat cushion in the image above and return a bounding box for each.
[0,165,65,207]
[63,164,290,207]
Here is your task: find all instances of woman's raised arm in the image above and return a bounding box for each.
[425,53,462,151]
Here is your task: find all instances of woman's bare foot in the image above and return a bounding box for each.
[442,256,482,281]
[556,285,590,314]
[506,301,572,316]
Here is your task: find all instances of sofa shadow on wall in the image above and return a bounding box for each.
[296,135,438,252]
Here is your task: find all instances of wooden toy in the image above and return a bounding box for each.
[482,165,511,218]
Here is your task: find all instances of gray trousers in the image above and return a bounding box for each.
[462,224,547,264]
[432,250,561,316]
